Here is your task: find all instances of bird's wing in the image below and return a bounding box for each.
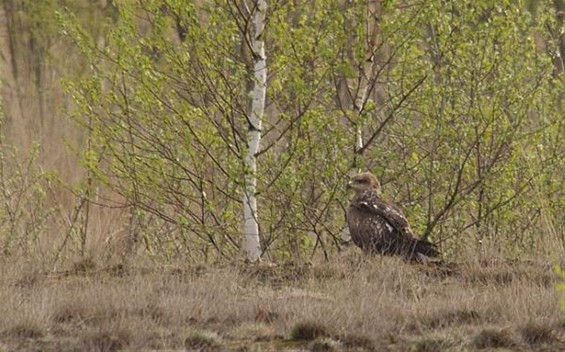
[350,192,414,238]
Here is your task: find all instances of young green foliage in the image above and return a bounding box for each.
[59,0,564,261]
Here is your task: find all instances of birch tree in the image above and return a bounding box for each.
[243,0,267,262]
[335,1,427,242]
[58,0,563,262]
[337,1,379,243]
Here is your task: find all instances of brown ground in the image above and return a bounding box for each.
[0,250,564,351]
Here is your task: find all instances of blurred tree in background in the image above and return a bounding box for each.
[0,0,563,264]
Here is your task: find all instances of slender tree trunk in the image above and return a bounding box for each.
[353,60,373,152]
[242,0,267,262]
[340,2,378,244]
[340,60,373,243]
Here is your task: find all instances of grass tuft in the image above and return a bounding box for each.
[1,323,44,339]
[136,303,166,324]
[107,263,129,277]
[472,328,515,349]
[340,334,375,351]
[73,257,97,275]
[84,328,130,352]
[461,260,555,287]
[290,321,329,341]
[183,330,222,351]
[426,308,481,329]
[52,302,88,323]
[14,270,43,289]
[411,337,449,352]
[254,306,279,324]
[310,337,340,352]
[519,321,556,345]
[242,262,313,285]
[231,322,281,342]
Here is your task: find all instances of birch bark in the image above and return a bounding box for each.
[341,2,377,243]
[242,0,267,262]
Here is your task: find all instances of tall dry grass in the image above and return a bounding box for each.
[0,250,563,351]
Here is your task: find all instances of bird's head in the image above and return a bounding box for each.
[347,172,382,196]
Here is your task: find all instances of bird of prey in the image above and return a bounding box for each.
[346,172,439,262]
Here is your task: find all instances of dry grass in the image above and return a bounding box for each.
[518,321,558,345]
[471,328,516,349]
[0,250,564,351]
[290,321,330,341]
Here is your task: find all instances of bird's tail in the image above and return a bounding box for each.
[412,238,440,258]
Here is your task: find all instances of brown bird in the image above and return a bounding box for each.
[346,172,439,262]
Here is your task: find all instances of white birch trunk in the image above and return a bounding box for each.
[242,0,267,262]
[342,2,378,244]
[353,79,370,152]
[340,68,373,244]
[340,78,372,244]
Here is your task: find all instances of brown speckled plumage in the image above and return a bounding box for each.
[347,172,439,261]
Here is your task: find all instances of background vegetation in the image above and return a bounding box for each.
[0,0,563,265]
